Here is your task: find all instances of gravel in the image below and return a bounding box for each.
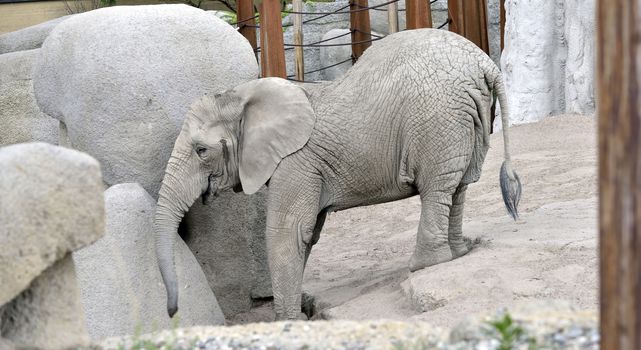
[96,302,597,350]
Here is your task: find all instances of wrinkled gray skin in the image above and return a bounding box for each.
[155,29,522,320]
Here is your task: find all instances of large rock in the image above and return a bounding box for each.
[32,5,269,318]
[318,28,381,81]
[0,142,105,349]
[369,0,406,34]
[1,257,87,349]
[33,4,259,198]
[183,189,270,316]
[281,1,350,81]
[0,16,71,54]
[0,49,58,146]
[318,29,354,81]
[74,183,225,340]
[501,0,595,124]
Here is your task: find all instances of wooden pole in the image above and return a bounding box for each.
[448,0,489,55]
[349,0,372,63]
[387,1,399,34]
[406,0,432,29]
[293,0,304,80]
[258,0,286,78]
[598,0,641,349]
[237,0,257,51]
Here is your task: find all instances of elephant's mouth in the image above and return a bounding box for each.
[201,174,219,205]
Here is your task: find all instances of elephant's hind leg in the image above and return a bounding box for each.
[409,171,464,272]
[409,191,454,271]
[448,184,472,258]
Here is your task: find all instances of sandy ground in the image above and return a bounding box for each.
[233,114,598,327]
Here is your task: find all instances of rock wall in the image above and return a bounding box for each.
[0,16,71,55]
[0,143,105,349]
[74,183,225,341]
[501,0,595,125]
[32,5,271,319]
[0,49,59,146]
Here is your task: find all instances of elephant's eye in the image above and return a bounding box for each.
[196,146,208,158]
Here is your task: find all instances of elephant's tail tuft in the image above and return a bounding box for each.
[493,69,522,221]
[168,300,178,318]
[500,161,522,220]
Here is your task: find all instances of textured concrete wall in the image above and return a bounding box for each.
[501,0,595,125]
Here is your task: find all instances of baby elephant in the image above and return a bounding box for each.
[154,29,521,320]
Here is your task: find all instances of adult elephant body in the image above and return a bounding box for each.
[155,29,522,320]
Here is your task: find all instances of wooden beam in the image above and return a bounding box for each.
[292,0,304,80]
[258,0,286,78]
[448,0,489,55]
[387,1,399,34]
[349,0,372,63]
[237,0,257,51]
[406,0,432,29]
[598,0,641,349]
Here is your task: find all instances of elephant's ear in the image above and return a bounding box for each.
[235,78,315,194]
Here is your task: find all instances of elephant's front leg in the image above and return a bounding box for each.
[265,214,307,320]
[265,173,322,320]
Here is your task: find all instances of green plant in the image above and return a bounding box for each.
[486,313,537,350]
[392,340,431,350]
[114,317,187,350]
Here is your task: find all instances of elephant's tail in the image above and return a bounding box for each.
[494,74,522,220]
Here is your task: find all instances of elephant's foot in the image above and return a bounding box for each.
[409,245,453,272]
[274,312,308,321]
[450,236,474,259]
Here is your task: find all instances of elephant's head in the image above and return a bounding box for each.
[154,78,315,317]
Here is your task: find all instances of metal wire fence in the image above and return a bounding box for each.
[231,0,450,82]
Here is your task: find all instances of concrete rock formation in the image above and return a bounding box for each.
[319,29,355,81]
[282,1,350,81]
[501,0,595,124]
[99,307,597,350]
[74,183,225,341]
[0,49,58,146]
[0,142,104,349]
[0,16,71,54]
[32,4,269,318]
[183,189,270,316]
[33,4,259,197]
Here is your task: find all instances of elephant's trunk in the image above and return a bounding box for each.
[154,136,206,318]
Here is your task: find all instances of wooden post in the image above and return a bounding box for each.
[237,0,257,51]
[349,0,372,63]
[448,0,489,55]
[499,0,505,50]
[293,0,304,80]
[258,0,286,78]
[406,0,432,29]
[388,1,399,34]
[598,0,641,349]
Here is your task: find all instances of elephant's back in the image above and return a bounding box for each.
[352,29,494,76]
